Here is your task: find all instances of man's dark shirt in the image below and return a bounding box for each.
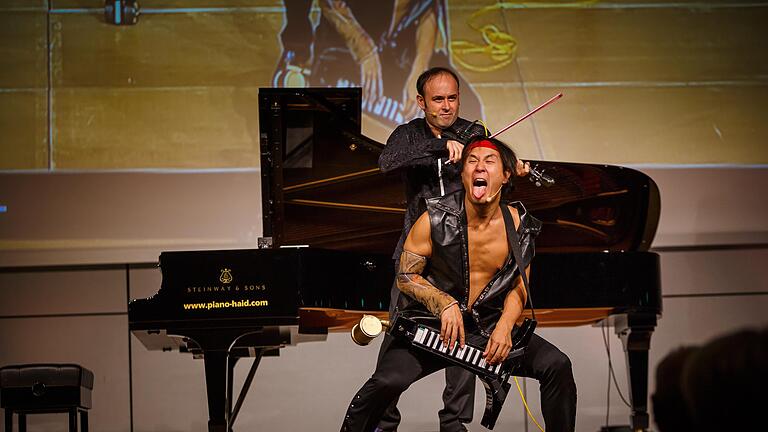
[379,117,486,259]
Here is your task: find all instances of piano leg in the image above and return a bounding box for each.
[229,351,263,428]
[204,351,229,432]
[612,313,657,432]
[183,330,272,432]
[226,355,239,429]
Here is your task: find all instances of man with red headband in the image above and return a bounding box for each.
[341,136,577,432]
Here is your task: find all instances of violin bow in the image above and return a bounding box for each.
[490,93,563,139]
[489,92,563,187]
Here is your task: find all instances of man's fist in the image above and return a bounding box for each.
[446,140,464,164]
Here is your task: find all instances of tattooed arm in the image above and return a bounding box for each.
[398,212,465,349]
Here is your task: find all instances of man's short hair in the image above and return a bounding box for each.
[681,327,768,431]
[652,346,698,432]
[460,136,518,191]
[416,67,460,97]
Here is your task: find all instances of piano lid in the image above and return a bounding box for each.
[258,88,660,254]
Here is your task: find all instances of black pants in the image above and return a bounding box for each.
[341,329,577,432]
[374,339,475,432]
[375,277,475,432]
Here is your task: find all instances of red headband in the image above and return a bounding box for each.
[466,139,498,153]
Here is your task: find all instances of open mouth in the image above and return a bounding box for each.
[472,178,488,200]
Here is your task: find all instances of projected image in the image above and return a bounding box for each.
[2,1,764,170]
[271,0,483,128]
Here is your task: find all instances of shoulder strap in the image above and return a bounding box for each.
[500,204,532,300]
[500,204,537,349]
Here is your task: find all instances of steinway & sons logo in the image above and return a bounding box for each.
[220,268,233,284]
[185,267,266,294]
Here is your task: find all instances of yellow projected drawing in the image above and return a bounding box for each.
[451,1,599,72]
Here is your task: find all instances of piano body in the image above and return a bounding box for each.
[129,87,661,431]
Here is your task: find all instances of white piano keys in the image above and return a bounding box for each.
[456,345,468,360]
[415,327,427,344]
[411,326,504,377]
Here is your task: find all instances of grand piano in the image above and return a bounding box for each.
[129,87,661,432]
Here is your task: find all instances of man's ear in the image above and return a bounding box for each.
[416,94,426,111]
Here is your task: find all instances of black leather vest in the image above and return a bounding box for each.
[398,190,541,337]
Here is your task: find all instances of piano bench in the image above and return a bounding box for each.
[0,364,94,432]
